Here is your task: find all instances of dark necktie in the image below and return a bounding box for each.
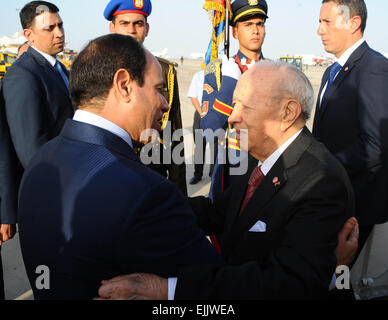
[321,62,342,106]
[54,60,69,91]
[239,166,264,215]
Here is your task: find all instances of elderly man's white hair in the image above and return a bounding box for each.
[252,61,315,120]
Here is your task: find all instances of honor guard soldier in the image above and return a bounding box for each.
[104,0,187,195]
[201,0,269,200]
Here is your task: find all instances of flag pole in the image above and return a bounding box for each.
[224,0,230,58]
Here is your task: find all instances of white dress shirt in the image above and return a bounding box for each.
[319,38,365,104]
[187,70,205,104]
[31,45,57,67]
[73,110,133,148]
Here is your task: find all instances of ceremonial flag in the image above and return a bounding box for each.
[203,0,232,66]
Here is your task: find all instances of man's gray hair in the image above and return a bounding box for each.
[256,61,315,121]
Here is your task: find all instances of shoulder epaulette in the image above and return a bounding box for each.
[156,56,178,68]
[204,59,222,91]
[204,59,221,77]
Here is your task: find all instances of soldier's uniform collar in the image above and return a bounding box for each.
[235,50,264,73]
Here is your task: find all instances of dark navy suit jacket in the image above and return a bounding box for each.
[313,42,388,226]
[0,79,21,225]
[18,120,223,300]
[177,128,354,299]
[0,47,74,225]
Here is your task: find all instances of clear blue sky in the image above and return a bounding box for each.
[1,0,387,59]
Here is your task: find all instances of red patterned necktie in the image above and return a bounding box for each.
[239,166,265,215]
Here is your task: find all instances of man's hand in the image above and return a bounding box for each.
[190,97,203,116]
[0,224,16,246]
[334,217,359,267]
[96,273,168,300]
[221,55,241,81]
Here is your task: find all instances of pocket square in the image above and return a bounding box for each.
[249,220,267,233]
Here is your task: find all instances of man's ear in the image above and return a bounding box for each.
[109,22,116,34]
[280,100,302,132]
[145,23,150,38]
[232,25,238,39]
[350,15,362,34]
[113,69,132,103]
[23,29,33,43]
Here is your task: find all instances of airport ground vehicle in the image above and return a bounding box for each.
[57,49,78,70]
[280,56,303,70]
[0,52,17,79]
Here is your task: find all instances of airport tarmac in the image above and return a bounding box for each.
[0,60,329,300]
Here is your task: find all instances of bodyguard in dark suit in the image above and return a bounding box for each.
[1,2,72,299]
[18,34,223,300]
[2,1,74,169]
[314,0,388,253]
[97,62,356,300]
[0,1,73,233]
[0,79,17,300]
[1,43,72,220]
[3,45,73,168]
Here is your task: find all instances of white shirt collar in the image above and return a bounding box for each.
[336,38,365,67]
[73,110,133,148]
[258,129,304,176]
[31,45,57,67]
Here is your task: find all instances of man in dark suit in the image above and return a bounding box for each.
[0,80,14,300]
[105,0,187,195]
[0,1,74,242]
[0,79,18,300]
[2,1,74,169]
[18,34,223,300]
[1,3,73,299]
[97,62,356,300]
[313,0,388,256]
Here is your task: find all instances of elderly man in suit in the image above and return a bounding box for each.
[17,34,223,300]
[313,0,388,257]
[0,1,73,299]
[97,61,357,300]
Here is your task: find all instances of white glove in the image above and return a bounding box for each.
[247,60,257,69]
[221,55,241,81]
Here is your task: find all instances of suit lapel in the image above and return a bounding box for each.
[316,42,369,120]
[28,47,70,96]
[222,164,287,257]
[60,119,140,163]
[223,155,259,235]
[237,164,287,233]
[318,64,353,116]
[313,68,330,131]
[222,128,314,257]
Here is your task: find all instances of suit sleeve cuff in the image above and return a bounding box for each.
[168,277,178,300]
[329,273,337,291]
